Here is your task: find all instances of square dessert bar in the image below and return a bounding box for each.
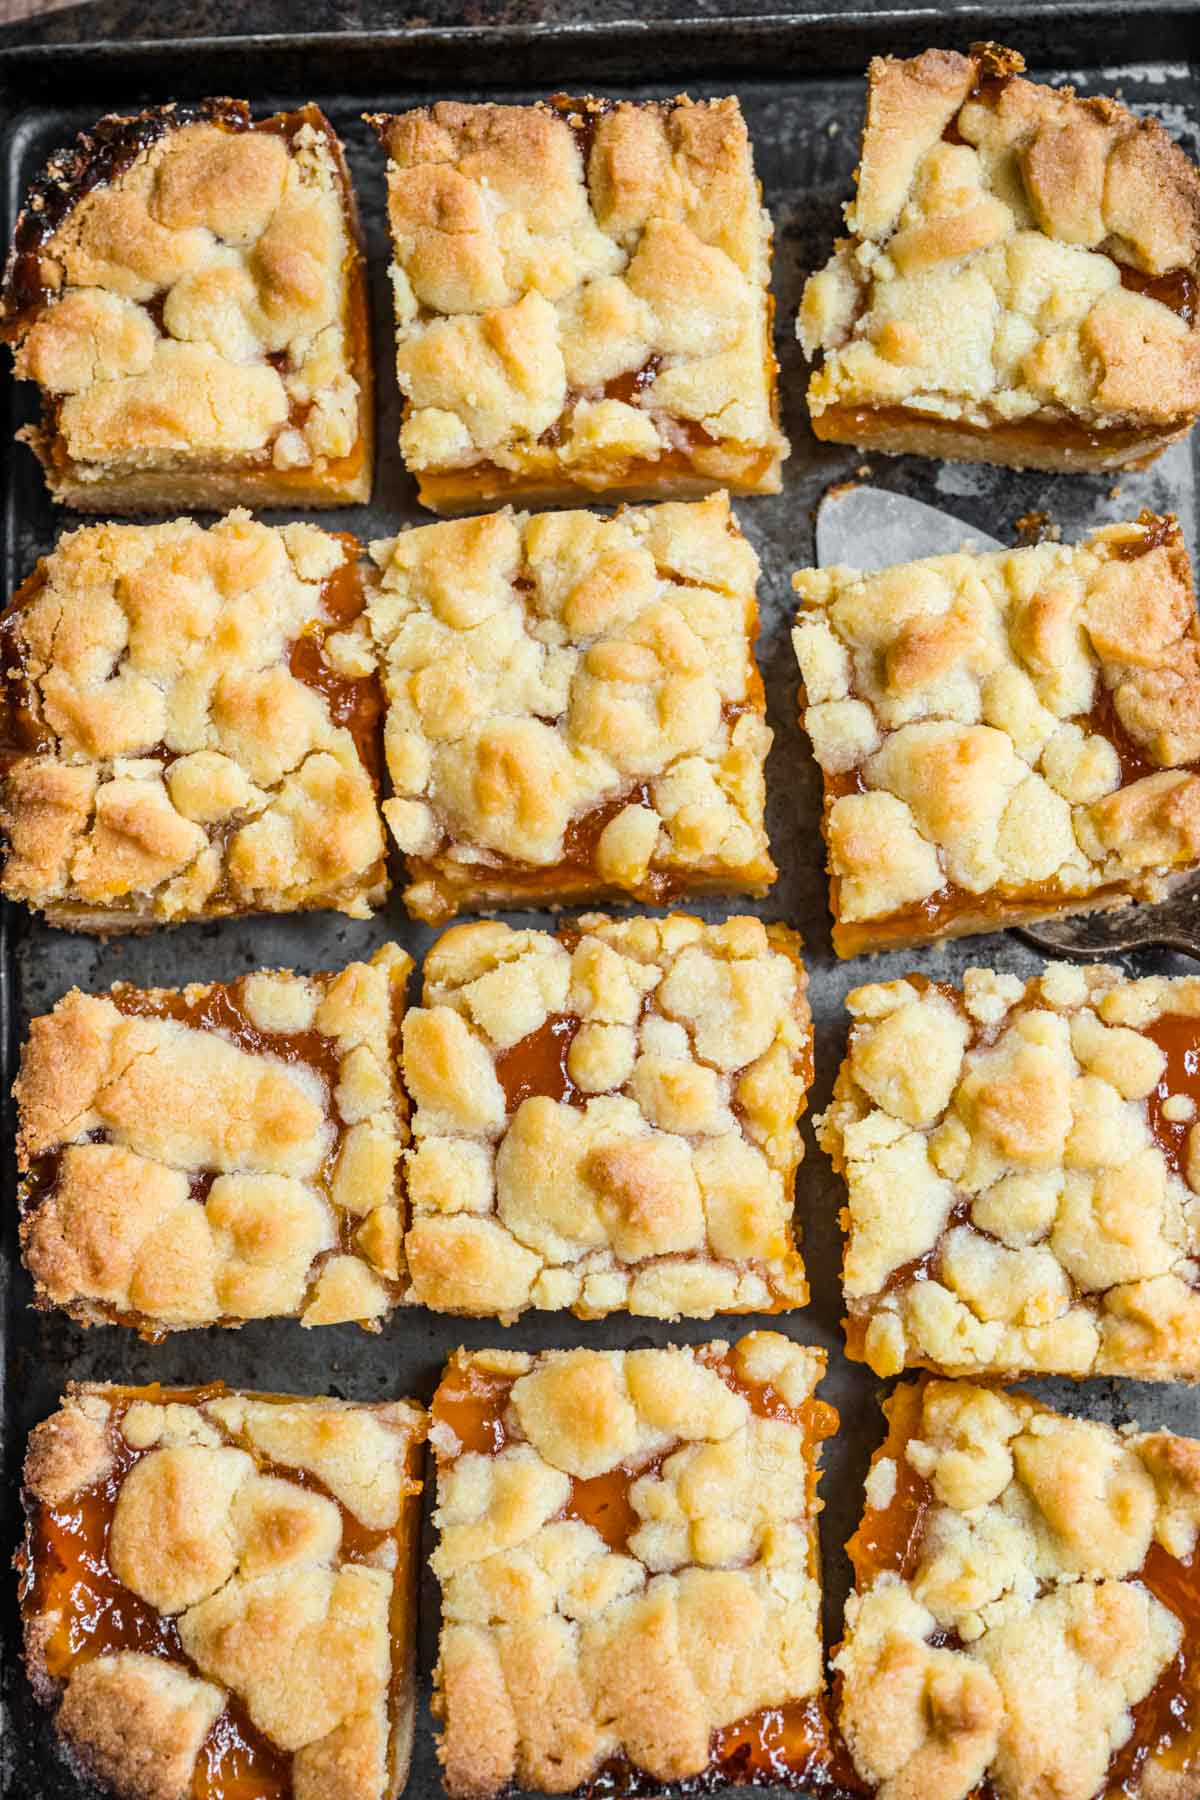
[16,945,410,1333]
[820,961,1200,1382]
[792,513,1200,957]
[400,914,812,1319]
[799,44,1200,472]
[1,100,373,511]
[0,512,387,929]
[836,1377,1200,1800]
[369,96,787,512]
[428,1334,837,1797]
[20,1383,426,1800]
[368,492,775,922]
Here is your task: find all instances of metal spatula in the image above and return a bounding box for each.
[814,484,1200,960]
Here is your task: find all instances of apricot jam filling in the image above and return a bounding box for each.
[812,402,1189,454]
[495,1014,585,1111]
[20,1386,413,1800]
[287,541,382,782]
[432,1351,839,1791]
[414,439,782,511]
[1144,1011,1200,1178]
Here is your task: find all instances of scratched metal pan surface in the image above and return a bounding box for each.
[3,11,1200,1798]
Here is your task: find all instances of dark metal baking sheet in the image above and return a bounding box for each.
[3,11,1200,1796]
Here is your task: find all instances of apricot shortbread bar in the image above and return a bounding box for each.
[428,1334,836,1797]
[19,1382,425,1800]
[799,45,1200,472]
[792,513,1200,956]
[836,1377,1200,1800]
[368,492,775,923]
[16,946,410,1334]
[820,960,1200,1381]
[0,511,387,929]
[369,96,787,512]
[400,914,812,1319]
[1,100,372,510]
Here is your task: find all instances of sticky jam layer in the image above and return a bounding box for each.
[839,975,1200,1370]
[839,1380,1200,1800]
[430,1350,840,1794]
[19,1384,417,1800]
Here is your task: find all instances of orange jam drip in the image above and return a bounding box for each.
[23,1431,182,1676]
[1108,1541,1200,1795]
[1119,265,1199,326]
[600,357,664,410]
[562,782,655,870]
[287,541,382,781]
[845,1382,934,1588]
[107,974,344,1094]
[1082,681,1163,787]
[193,1701,290,1800]
[1144,1013,1200,1177]
[431,1364,514,1458]
[494,1014,583,1111]
[413,437,781,512]
[563,1461,664,1554]
[708,1696,840,1790]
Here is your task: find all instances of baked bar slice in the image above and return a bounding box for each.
[1,99,372,510]
[819,960,1200,1381]
[0,512,387,929]
[19,1382,425,1800]
[368,492,775,922]
[16,944,410,1333]
[792,512,1200,956]
[836,1377,1200,1800]
[400,914,812,1319]
[368,96,787,512]
[799,45,1200,472]
[429,1334,836,1797]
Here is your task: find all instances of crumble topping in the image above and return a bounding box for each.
[838,1378,1200,1800]
[0,511,386,927]
[400,914,812,1319]
[800,46,1200,453]
[368,492,775,922]
[1,102,371,506]
[20,1384,426,1800]
[792,513,1200,954]
[369,97,787,504]
[16,945,409,1333]
[429,1335,835,1797]
[820,960,1200,1379]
